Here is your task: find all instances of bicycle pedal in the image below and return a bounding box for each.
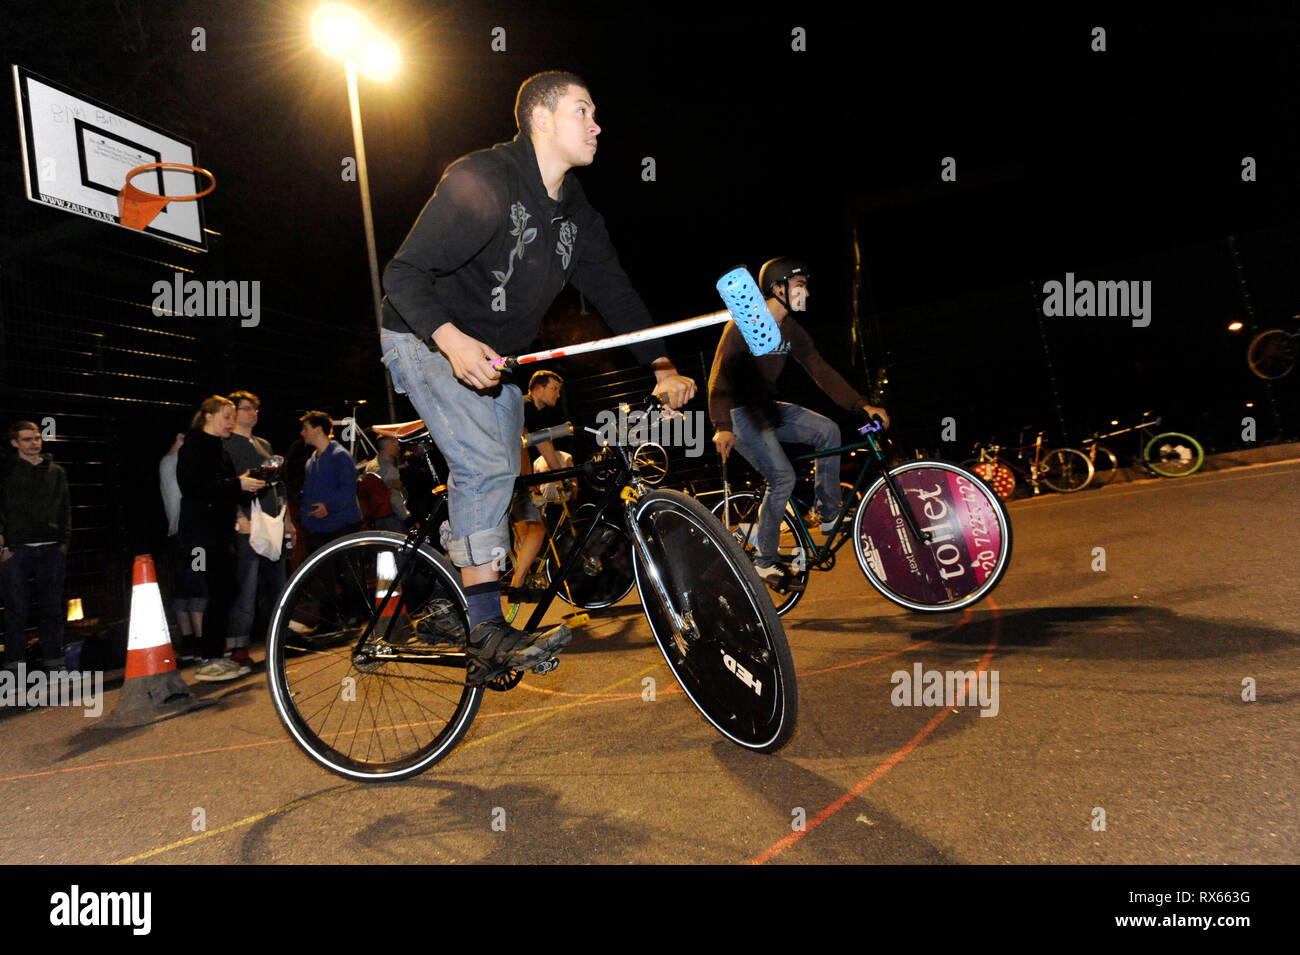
[531,658,560,675]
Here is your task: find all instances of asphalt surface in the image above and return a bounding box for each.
[1,459,1296,865]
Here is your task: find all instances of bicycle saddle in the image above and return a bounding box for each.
[373,420,428,444]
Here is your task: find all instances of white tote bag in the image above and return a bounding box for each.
[249,498,286,561]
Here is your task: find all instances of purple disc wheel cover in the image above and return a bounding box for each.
[854,463,1009,610]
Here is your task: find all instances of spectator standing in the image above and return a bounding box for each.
[359,435,408,533]
[178,396,265,682]
[223,391,287,666]
[299,411,362,554]
[1,421,71,672]
[160,431,204,660]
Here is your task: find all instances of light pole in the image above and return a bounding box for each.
[312,2,400,420]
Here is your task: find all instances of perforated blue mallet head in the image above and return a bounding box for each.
[715,266,783,356]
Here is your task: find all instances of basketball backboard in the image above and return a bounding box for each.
[13,65,209,252]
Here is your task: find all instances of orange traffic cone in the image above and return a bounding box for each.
[375,550,409,624]
[99,555,207,727]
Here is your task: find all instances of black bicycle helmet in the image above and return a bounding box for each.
[758,256,811,300]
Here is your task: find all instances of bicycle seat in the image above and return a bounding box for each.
[373,420,428,444]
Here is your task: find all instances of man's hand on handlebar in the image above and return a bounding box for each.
[713,429,735,462]
[863,405,891,430]
[432,323,503,391]
[651,358,696,410]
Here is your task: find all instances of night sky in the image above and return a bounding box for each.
[5,1,1298,451]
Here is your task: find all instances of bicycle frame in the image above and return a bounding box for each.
[729,424,932,571]
[354,410,666,667]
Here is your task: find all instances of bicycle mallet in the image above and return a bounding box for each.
[492,265,783,371]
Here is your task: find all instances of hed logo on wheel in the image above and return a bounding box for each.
[722,650,763,697]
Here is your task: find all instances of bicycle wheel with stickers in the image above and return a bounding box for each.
[630,489,797,752]
[1143,432,1204,477]
[960,459,1016,500]
[710,491,809,616]
[545,505,636,609]
[853,461,1012,612]
[267,532,482,781]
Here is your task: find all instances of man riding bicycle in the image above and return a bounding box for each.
[709,257,890,591]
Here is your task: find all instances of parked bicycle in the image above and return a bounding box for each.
[710,418,1013,617]
[961,430,1093,499]
[1247,327,1298,380]
[1079,414,1204,488]
[266,395,797,781]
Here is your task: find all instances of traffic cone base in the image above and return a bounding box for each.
[98,554,206,728]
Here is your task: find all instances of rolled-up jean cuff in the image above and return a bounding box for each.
[450,523,511,569]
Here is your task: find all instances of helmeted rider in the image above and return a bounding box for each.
[708,256,890,589]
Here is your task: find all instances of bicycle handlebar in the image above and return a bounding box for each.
[522,422,574,447]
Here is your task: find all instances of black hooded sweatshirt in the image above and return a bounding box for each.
[381,134,666,364]
[0,452,70,548]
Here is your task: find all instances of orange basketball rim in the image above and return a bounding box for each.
[116,162,216,230]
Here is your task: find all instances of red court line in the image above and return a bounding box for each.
[747,600,1001,865]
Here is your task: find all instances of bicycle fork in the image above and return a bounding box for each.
[621,492,695,652]
[863,431,933,547]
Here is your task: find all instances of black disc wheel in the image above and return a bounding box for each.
[630,490,796,752]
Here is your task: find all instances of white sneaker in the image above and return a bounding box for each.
[194,658,242,682]
[755,564,786,586]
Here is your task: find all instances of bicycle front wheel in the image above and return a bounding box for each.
[1038,448,1094,493]
[546,507,636,609]
[267,532,482,781]
[854,461,1012,612]
[711,491,810,617]
[631,489,797,752]
[1087,445,1120,486]
[1143,432,1204,477]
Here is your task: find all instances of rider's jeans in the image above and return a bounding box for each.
[730,402,841,567]
[380,328,523,569]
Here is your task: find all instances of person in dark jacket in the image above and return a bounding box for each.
[379,70,695,684]
[1,421,71,671]
[298,411,363,554]
[178,396,265,681]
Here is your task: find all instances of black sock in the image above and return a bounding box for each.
[465,582,504,633]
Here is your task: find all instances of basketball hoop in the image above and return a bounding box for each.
[116,162,216,231]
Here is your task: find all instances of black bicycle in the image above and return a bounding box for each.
[266,396,797,781]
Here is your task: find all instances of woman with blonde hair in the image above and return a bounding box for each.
[177,395,265,681]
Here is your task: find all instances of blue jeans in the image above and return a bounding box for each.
[730,402,841,567]
[380,328,523,568]
[228,533,287,646]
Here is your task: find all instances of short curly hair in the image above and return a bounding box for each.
[515,71,587,136]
